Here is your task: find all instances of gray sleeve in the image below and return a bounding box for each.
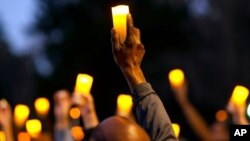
[54,127,74,141]
[132,82,178,141]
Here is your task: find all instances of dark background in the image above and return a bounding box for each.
[1,0,250,140]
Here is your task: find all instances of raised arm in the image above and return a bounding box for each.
[0,99,14,141]
[171,82,211,140]
[72,92,99,141]
[111,14,177,141]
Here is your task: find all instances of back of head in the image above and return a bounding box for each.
[90,116,150,141]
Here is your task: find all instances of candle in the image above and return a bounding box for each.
[168,69,185,87]
[230,85,249,106]
[26,119,42,138]
[75,74,93,95]
[71,126,84,141]
[117,94,133,117]
[18,132,31,141]
[172,123,180,138]
[112,5,129,43]
[0,131,5,141]
[34,97,50,117]
[14,104,30,127]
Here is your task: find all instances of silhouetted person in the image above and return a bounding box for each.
[53,89,74,141]
[0,99,14,141]
[172,80,229,141]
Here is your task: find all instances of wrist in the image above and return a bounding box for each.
[55,119,69,130]
[3,124,14,141]
[121,66,146,91]
[2,121,12,130]
[83,112,99,129]
[178,99,190,108]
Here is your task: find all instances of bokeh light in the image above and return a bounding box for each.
[14,104,30,127]
[215,109,228,122]
[69,107,81,119]
[18,132,31,141]
[26,119,42,138]
[34,97,50,117]
[117,94,133,117]
[168,69,185,87]
[231,85,249,105]
[71,126,84,141]
[75,74,93,95]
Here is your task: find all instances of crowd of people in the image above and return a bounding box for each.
[0,14,249,141]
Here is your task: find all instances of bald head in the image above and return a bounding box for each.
[90,116,150,141]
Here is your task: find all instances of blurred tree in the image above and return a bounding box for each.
[0,18,35,109]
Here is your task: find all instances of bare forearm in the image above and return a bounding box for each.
[179,101,211,140]
[3,125,14,141]
[232,114,249,125]
[82,112,99,129]
[123,67,177,140]
[121,67,146,92]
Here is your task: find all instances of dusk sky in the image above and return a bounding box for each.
[0,0,37,55]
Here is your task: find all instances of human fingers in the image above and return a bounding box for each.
[111,28,121,51]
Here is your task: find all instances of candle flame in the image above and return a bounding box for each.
[172,123,180,138]
[117,94,133,117]
[14,104,30,127]
[75,74,93,95]
[34,97,50,117]
[230,85,249,105]
[168,69,185,87]
[26,119,42,138]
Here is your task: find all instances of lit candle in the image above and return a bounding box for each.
[34,97,50,117]
[18,132,31,141]
[14,104,30,127]
[26,119,42,138]
[168,69,185,87]
[172,123,180,138]
[75,74,93,95]
[71,126,84,141]
[111,5,129,43]
[117,94,133,117]
[230,85,249,106]
[0,131,5,141]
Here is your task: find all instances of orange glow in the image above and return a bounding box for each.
[117,94,133,117]
[14,104,30,127]
[26,119,42,138]
[71,126,84,141]
[0,131,6,141]
[215,110,228,122]
[34,97,50,117]
[75,74,93,95]
[18,132,31,141]
[230,85,249,105]
[69,107,81,119]
[168,69,185,87]
[111,5,129,43]
[172,123,180,138]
